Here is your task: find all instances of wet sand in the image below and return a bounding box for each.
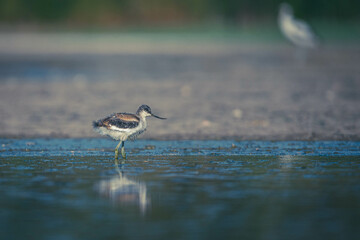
[0,33,359,140]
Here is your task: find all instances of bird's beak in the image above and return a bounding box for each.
[151,113,166,120]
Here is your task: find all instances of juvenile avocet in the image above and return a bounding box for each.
[93,105,166,159]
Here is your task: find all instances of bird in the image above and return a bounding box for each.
[278,3,318,49]
[93,105,166,160]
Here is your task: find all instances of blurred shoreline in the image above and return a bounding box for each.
[0,30,359,141]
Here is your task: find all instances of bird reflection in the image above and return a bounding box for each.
[96,160,150,213]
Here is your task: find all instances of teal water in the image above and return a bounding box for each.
[1,139,360,240]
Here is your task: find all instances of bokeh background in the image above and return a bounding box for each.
[1,0,359,25]
[0,0,359,139]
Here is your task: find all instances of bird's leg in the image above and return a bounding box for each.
[295,47,306,65]
[121,141,126,159]
[115,141,122,160]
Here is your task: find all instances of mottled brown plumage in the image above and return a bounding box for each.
[93,105,166,159]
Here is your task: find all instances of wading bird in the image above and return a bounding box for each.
[93,105,166,159]
[278,3,318,49]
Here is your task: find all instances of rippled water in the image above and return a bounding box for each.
[1,139,360,240]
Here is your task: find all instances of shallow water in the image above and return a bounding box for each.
[1,139,360,240]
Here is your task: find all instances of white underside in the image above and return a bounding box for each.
[94,119,146,141]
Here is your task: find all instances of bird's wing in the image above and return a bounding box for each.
[283,17,318,47]
[98,113,140,130]
[294,19,316,39]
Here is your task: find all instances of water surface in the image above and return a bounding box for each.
[1,139,360,240]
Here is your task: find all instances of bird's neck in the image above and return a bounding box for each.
[139,115,147,128]
[280,13,292,21]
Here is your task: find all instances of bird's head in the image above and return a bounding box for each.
[279,2,293,16]
[137,105,166,119]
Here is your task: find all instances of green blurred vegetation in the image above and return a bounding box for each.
[0,0,359,26]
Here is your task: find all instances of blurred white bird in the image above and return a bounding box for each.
[278,3,318,48]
